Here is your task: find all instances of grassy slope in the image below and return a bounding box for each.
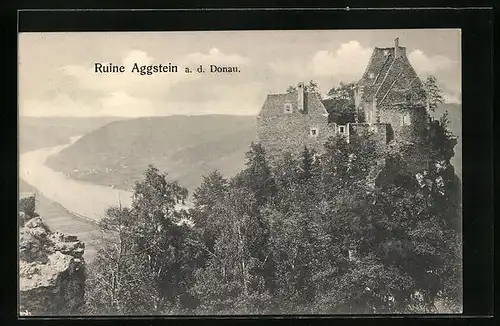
[45,115,257,193]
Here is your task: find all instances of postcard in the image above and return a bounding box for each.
[18,29,462,316]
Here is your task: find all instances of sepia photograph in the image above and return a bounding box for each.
[18,29,462,316]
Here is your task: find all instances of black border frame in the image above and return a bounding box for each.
[4,6,495,326]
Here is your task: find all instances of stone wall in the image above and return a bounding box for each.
[19,209,85,316]
[257,114,336,162]
[349,123,390,151]
[378,108,410,140]
[378,106,429,144]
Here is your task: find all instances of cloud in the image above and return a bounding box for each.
[60,60,193,98]
[20,94,97,117]
[122,50,154,67]
[98,91,155,117]
[310,41,372,78]
[183,47,250,66]
[33,48,255,116]
[19,92,156,117]
[408,50,455,74]
[442,91,462,104]
[269,43,460,101]
[269,41,372,83]
[60,48,251,99]
[20,83,263,117]
[408,49,460,104]
[165,99,259,116]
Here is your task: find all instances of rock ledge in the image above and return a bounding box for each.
[19,211,86,316]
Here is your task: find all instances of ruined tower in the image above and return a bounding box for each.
[354,37,428,144]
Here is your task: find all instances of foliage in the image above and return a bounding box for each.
[307,80,319,92]
[287,80,319,93]
[85,165,201,315]
[424,75,445,112]
[324,82,358,124]
[19,195,36,217]
[85,117,461,314]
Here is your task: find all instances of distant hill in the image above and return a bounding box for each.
[19,116,127,153]
[46,115,258,193]
[45,103,461,195]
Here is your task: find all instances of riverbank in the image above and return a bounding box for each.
[19,179,101,262]
[19,136,135,222]
[19,135,193,263]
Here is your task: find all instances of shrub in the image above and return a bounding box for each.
[19,194,36,216]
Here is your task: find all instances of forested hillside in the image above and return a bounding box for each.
[45,103,460,196]
[84,116,462,315]
[46,115,257,193]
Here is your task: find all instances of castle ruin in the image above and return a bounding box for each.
[257,38,431,162]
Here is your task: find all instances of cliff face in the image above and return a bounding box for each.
[19,210,86,316]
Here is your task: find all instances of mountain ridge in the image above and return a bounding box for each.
[44,104,461,194]
[45,115,258,193]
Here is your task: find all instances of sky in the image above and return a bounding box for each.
[19,29,461,117]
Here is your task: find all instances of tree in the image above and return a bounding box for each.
[320,135,352,196]
[286,80,319,93]
[307,80,319,92]
[238,143,276,284]
[192,171,229,213]
[299,146,314,181]
[240,142,277,208]
[189,186,273,314]
[130,165,201,313]
[324,82,358,124]
[86,165,202,315]
[85,113,462,314]
[191,171,229,252]
[85,205,159,315]
[84,208,125,315]
[272,152,304,217]
[424,75,444,112]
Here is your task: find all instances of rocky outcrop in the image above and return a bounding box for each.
[19,211,85,316]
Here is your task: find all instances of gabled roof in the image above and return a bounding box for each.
[357,46,426,109]
[258,90,328,118]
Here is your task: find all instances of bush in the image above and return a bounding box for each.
[19,194,36,216]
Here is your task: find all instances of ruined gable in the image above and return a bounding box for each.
[355,38,429,144]
[258,88,328,119]
[257,39,432,165]
[357,38,426,111]
[257,82,334,161]
[376,54,426,110]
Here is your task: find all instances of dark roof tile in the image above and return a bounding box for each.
[357,46,425,108]
[259,90,328,118]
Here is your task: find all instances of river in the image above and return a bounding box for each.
[19,136,134,222]
[19,136,194,263]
